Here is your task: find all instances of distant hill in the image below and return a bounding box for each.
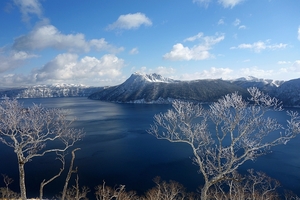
[274,78,300,107]
[0,84,104,98]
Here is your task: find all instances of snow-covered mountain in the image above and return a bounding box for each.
[230,76,285,95]
[275,78,300,107]
[89,73,300,106]
[88,73,248,103]
[131,72,176,83]
[0,85,104,99]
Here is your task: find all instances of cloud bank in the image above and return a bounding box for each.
[0,53,125,87]
[13,24,123,53]
[33,53,124,84]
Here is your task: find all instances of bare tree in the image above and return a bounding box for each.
[39,152,66,200]
[63,174,90,200]
[148,87,300,200]
[207,169,281,200]
[0,98,84,200]
[94,181,137,200]
[142,176,190,200]
[0,174,20,199]
[61,148,80,200]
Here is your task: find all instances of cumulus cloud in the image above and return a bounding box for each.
[230,40,287,53]
[0,73,35,87]
[106,13,152,30]
[32,53,124,84]
[13,24,123,53]
[218,0,244,8]
[13,0,43,22]
[0,49,38,73]
[164,32,225,61]
[0,52,125,87]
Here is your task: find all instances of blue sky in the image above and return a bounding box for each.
[0,0,300,87]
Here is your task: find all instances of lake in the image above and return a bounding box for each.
[0,97,300,199]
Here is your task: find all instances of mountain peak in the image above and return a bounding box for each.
[131,73,175,83]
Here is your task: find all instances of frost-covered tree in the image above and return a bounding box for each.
[148,87,300,200]
[0,98,84,200]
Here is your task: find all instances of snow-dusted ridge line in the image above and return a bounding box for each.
[133,72,177,83]
[230,76,285,87]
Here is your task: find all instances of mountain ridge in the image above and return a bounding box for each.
[88,73,299,106]
[1,73,299,107]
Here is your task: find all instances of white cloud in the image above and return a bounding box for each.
[230,41,287,53]
[290,60,300,72]
[33,53,125,84]
[106,13,152,30]
[298,26,300,41]
[129,47,139,55]
[0,52,125,86]
[239,67,275,78]
[277,60,300,79]
[180,67,233,80]
[277,61,291,65]
[0,50,38,73]
[13,24,123,53]
[218,18,225,25]
[164,33,225,61]
[13,0,43,22]
[193,0,211,8]
[233,19,246,29]
[218,0,244,8]
[176,66,298,81]
[184,33,204,42]
[193,0,243,8]
[233,18,241,26]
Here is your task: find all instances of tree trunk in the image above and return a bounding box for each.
[200,183,211,200]
[17,157,27,200]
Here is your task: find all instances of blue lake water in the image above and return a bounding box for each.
[0,97,300,198]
